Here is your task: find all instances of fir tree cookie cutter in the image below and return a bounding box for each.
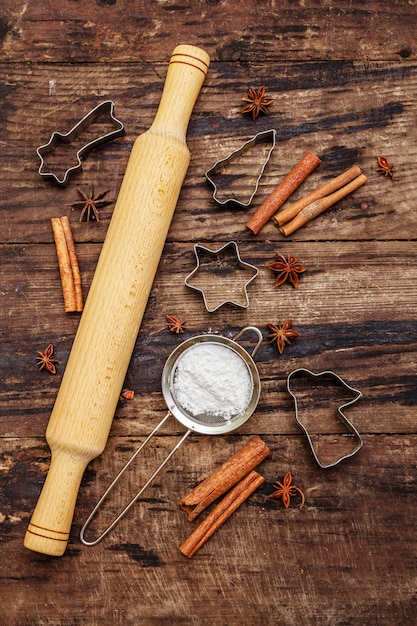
[184,241,259,312]
[205,129,276,208]
[37,100,125,185]
[286,368,363,468]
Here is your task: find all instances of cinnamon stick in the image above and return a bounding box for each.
[246,151,321,235]
[60,216,83,311]
[51,217,83,312]
[273,164,362,227]
[179,470,265,558]
[279,173,368,237]
[179,436,271,521]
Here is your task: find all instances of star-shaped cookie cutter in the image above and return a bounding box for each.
[37,100,125,185]
[205,129,276,208]
[286,368,363,468]
[184,241,259,312]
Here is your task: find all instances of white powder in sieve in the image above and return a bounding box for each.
[172,342,252,419]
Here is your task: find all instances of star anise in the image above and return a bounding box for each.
[269,472,305,509]
[268,253,306,288]
[69,186,114,222]
[242,86,273,121]
[267,320,299,354]
[166,315,186,334]
[36,344,58,374]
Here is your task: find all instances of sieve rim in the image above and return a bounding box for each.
[161,333,261,434]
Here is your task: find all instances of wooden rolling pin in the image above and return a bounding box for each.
[24,44,210,556]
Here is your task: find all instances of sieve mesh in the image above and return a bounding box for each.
[170,342,253,426]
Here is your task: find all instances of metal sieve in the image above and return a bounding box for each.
[80,326,262,546]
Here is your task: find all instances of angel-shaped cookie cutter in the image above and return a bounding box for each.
[37,100,125,185]
[184,241,259,312]
[205,129,276,208]
[286,368,363,468]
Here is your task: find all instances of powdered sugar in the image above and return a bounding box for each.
[172,342,252,419]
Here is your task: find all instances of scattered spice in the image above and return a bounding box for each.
[69,186,114,222]
[269,472,305,509]
[241,86,273,121]
[121,389,135,400]
[36,344,58,374]
[267,319,300,354]
[166,314,186,334]
[376,155,397,181]
[246,152,321,235]
[51,216,83,312]
[268,253,306,288]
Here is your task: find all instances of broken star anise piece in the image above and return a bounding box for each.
[121,389,135,400]
[242,86,273,121]
[267,320,299,354]
[166,315,186,334]
[36,344,58,374]
[268,253,306,288]
[69,186,114,222]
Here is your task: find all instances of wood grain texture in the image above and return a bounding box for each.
[1,435,416,624]
[1,0,417,623]
[0,1,416,63]
[1,240,416,440]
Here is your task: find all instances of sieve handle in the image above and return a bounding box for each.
[233,326,263,358]
[80,414,191,546]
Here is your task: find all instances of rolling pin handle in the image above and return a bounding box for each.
[24,449,89,556]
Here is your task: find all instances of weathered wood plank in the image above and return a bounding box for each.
[1,241,416,439]
[1,61,416,245]
[1,434,416,625]
[0,0,416,63]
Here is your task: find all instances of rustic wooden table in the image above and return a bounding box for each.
[1,2,416,624]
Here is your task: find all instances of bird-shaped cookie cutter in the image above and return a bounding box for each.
[205,129,276,208]
[286,368,363,468]
[37,100,125,185]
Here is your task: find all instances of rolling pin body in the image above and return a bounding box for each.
[24,45,210,556]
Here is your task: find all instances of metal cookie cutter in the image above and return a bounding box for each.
[205,129,276,208]
[37,100,125,185]
[184,241,259,312]
[287,368,363,468]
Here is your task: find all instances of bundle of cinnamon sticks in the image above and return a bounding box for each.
[51,216,83,312]
[275,164,367,236]
[179,436,271,558]
[246,154,367,236]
